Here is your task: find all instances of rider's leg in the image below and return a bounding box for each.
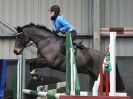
[69,31,77,54]
[70,30,77,41]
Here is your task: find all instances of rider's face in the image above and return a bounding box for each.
[50,11,55,17]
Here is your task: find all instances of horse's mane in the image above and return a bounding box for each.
[34,23,52,33]
[15,23,64,40]
[15,23,52,33]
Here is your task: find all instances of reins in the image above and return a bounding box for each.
[24,34,56,48]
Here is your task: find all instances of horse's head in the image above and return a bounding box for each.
[13,23,59,55]
[13,26,31,55]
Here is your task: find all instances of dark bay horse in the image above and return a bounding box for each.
[13,23,124,91]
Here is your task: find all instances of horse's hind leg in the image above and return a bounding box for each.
[88,77,95,91]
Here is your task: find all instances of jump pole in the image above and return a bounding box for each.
[17,55,22,99]
[109,32,116,96]
[17,52,25,99]
[23,89,66,98]
[109,33,127,96]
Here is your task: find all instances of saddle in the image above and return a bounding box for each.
[60,40,84,55]
[53,33,84,54]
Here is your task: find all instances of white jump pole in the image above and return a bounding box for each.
[109,32,116,96]
[17,55,22,99]
[70,48,76,95]
[17,51,25,99]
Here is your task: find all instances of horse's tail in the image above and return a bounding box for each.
[116,63,125,92]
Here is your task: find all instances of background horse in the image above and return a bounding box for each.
[13,23,124,91]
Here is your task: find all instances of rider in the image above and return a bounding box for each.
[49,4,77,41]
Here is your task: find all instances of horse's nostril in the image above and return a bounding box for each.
[14,49,19,55]
[13,48,22,55]
[14,50,17,54]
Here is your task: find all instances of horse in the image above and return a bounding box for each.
[13,23,124,91]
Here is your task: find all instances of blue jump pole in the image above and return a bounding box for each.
[0,59,8,99]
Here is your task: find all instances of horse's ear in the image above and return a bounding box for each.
[15,26,23,33]
[30,22,35,26]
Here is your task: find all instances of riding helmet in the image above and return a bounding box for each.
[49,5,60,14]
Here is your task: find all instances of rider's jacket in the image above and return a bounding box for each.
[52,15,75,33]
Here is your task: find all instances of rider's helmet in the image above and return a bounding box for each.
[49,5,60,14]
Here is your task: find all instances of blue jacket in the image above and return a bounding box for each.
[52,15,75,33]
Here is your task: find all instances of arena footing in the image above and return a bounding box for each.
[60,96,130,99]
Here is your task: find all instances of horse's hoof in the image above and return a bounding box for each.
[30,69,37,75]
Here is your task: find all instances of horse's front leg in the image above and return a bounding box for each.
[29,58,48,74]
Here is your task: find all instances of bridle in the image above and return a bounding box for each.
[16,32,28,48]
[16,32,55,48]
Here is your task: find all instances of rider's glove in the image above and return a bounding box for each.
[52,29,59,35]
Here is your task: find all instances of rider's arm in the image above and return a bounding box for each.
[52,20,60,34]
[58,17,71,33]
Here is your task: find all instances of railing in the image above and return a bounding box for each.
[0,19,17,34]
